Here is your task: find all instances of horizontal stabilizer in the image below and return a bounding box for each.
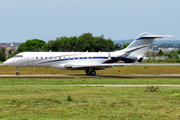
[136,32,175,40]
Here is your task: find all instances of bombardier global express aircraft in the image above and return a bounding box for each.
[3,32,174,76]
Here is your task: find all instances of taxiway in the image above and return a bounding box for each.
[0,84,180,87]
[1,74,180,78]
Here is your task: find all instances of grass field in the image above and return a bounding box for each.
[1,65,180,119]
[0,86,180,119]
[1,65,180,75]
[1,78,180,85]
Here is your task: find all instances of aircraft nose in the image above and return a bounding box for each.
[3,59,13,66]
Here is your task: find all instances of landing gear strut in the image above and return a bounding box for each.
[85,68,96,76]
[16,67,20,76]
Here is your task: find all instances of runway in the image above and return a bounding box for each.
[1,74,180,78]
[0,84,180,87]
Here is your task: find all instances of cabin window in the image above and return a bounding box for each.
[45,57,47,59]
[68,57,70,60]
[36,57,38,59]
[41,57,43,59]
[54,57,56,59]
[50,57,52,59]
[73,57,75,60]
[59,57,61,59]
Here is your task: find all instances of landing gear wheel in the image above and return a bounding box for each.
[16,72,20,76]
[90,70,96,76]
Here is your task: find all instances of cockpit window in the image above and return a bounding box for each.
[14,55,23,58]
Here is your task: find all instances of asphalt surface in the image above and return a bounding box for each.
[1,74,180,78]
[0,84,180,87]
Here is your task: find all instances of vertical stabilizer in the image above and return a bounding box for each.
[118,32,175,61]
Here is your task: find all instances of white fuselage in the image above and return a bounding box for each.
[4,51,123,70]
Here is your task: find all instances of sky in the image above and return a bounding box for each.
[0,0,180,43]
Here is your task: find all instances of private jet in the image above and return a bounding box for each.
[3,32,174,75]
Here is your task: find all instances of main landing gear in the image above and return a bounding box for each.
[85,68,96,76]
[16,67,20,76]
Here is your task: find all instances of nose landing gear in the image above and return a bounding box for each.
[16,67,20,76]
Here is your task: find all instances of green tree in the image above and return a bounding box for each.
[123,43,130,49]
[177,50,180,54]
[7,49,12,58]
[115,44,122,50]
[168,51,179,59]
[157,50,164,56]
[18,39,46,52]
[43,33,115,52]
[0,47,6,62]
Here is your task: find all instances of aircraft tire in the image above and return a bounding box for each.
[16,72,20,76]
[90,70,96,76]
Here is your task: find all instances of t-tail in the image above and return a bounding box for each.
[116,32,175,63]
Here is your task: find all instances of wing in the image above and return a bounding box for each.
[65,63,132,69]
